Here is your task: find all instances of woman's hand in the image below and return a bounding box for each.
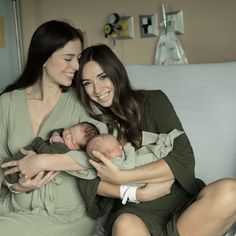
[11,171,59,193]
[1,149,44,179]
[89,150,124,184]
[136,179,174,202]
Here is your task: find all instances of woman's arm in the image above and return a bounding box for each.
[2,171,59,193]
[77,177,174,219]
[97,181,120,197]
[1,149,86,179]
[89,151,174,185]
[97,178,174,202]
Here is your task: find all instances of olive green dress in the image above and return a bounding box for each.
[78,90,205,236]
[0,88,106,236]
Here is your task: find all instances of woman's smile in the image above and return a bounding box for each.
[96,91,110,101]
[64,72,75,79]
[82,61,115,107]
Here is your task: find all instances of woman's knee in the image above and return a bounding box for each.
[113,213,133,229]
[199,178,236,200]
[199,178,236,215]
[112,213,150,235]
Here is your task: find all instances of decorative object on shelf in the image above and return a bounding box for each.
[154,3,188,65]
[103,13,134,45]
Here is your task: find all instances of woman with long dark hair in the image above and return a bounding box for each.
[76,44,236,236]
[0,20,106,236]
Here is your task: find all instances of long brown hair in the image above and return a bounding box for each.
[76,44,142,147]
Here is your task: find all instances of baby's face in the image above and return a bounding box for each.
[62,125,85,150]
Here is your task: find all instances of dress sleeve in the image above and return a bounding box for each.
[142,90,204,195]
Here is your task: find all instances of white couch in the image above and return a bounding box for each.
[126,62,236,184]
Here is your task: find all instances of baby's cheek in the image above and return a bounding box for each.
[67,142,78,150]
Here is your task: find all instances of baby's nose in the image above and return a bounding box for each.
[65,133,71,138]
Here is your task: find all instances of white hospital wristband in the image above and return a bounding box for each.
[5,180,20,193]
[120,184,139,204]
[120,184,129,199]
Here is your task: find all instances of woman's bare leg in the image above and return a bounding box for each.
[112,213,151,236]
[177,178,236,236]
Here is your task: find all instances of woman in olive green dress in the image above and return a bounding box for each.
[76,44,236,236]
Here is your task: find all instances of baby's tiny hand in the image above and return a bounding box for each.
[49,133,63,144]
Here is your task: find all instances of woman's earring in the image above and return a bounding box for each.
[43,64,46,68]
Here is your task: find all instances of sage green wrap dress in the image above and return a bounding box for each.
[0,88,106,236]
